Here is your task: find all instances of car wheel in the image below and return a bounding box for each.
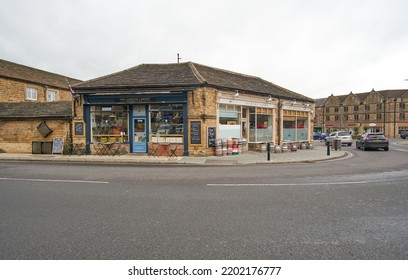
[384,147,389,151]
[362,144,367,151]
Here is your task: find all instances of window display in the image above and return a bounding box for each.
[283,110,309,141]
[150,104,184,143]
[91,106,129,143]
[249,107,273,142]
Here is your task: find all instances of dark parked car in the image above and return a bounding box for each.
[313,132,327,140]
[356,133,389,151]
[400,132,408,139]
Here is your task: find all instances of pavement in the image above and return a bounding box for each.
[0,143,348,165]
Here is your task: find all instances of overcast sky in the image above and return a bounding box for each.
[1,0,407,98]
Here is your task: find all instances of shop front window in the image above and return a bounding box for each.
[219,104,241,139]
[283,120,296,141]
[249,107,273,142]
[283,110,309,141]
[91,106,129,143]
[150,104,184,143]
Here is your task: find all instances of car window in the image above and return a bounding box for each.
[338,132,349,136]
[329,133,336,136]
[367,134,386,139]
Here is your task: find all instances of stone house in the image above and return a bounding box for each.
[0,59,82,153]
[74,62,315,156]
[314,89,408,137]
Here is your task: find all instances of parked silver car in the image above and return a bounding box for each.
[325,131,353,146]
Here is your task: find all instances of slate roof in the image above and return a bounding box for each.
[319,89,408,107]
[0,59,82,89]
[0,101,72,119]
[314,98,328,107]
[75,62,314,102]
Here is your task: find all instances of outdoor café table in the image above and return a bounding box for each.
[101,142,121,156]
[158,143,170,157]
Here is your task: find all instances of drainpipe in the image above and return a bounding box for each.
[277,97,282,145]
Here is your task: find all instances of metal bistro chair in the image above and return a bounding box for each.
[93,143,105,156]
[169,144,178,158]
[148,143,159,157]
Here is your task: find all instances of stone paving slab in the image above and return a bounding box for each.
[0,145,347,166]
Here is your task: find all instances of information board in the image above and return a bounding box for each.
[208,127,216,147]
[52,137,64,154]
[190,121,201,145]
[74,122,84,136]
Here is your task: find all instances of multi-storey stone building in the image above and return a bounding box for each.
[315,89,408,138]
[0,59,81,153]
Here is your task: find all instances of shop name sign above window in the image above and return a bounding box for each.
[117,98,152,103]
[283,105,311,112]
[219,98,275,108]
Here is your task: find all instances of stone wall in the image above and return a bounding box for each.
[0,77,73,153]
[0,119,70,153]
[187,87,217,156]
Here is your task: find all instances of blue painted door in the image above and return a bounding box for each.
[132,118,146,152]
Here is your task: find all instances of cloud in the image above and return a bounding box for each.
[1,0,407,98]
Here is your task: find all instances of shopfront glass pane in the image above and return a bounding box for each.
[91,106,128,143]
[150,104,184,143]
[283,120,296,141]
[297,118,308,140]
[256,114,272,142]
[249,114,256,142]
[219,112,240,125]
[249,113,256,142]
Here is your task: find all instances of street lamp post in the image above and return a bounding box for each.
[394,97,397,138]
[383,99,386,135]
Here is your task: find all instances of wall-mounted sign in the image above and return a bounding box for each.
[190,121,201,145]
[74,121,84,136]
[219,98,275,108]
[208,127,216,147]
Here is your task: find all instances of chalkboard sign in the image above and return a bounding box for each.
[74,122,84,136]
[52,137,64,154]
[190,121,201,145]
[208,127,216,147]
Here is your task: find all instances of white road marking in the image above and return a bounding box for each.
[0,177,108,184]
[207,181,369,187]
[393,149,408,152]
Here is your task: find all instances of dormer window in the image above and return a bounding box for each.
[25,87,38,100]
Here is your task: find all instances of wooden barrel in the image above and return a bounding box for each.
[227,139,233,155]
[238,139,243,154]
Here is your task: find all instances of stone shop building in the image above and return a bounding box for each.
[0,59,81,153]
[73,62,315,156]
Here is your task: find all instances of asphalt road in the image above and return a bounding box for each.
[1,142,408,259]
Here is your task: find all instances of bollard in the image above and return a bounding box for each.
[326,140,331,156]
[267,142,271,161]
